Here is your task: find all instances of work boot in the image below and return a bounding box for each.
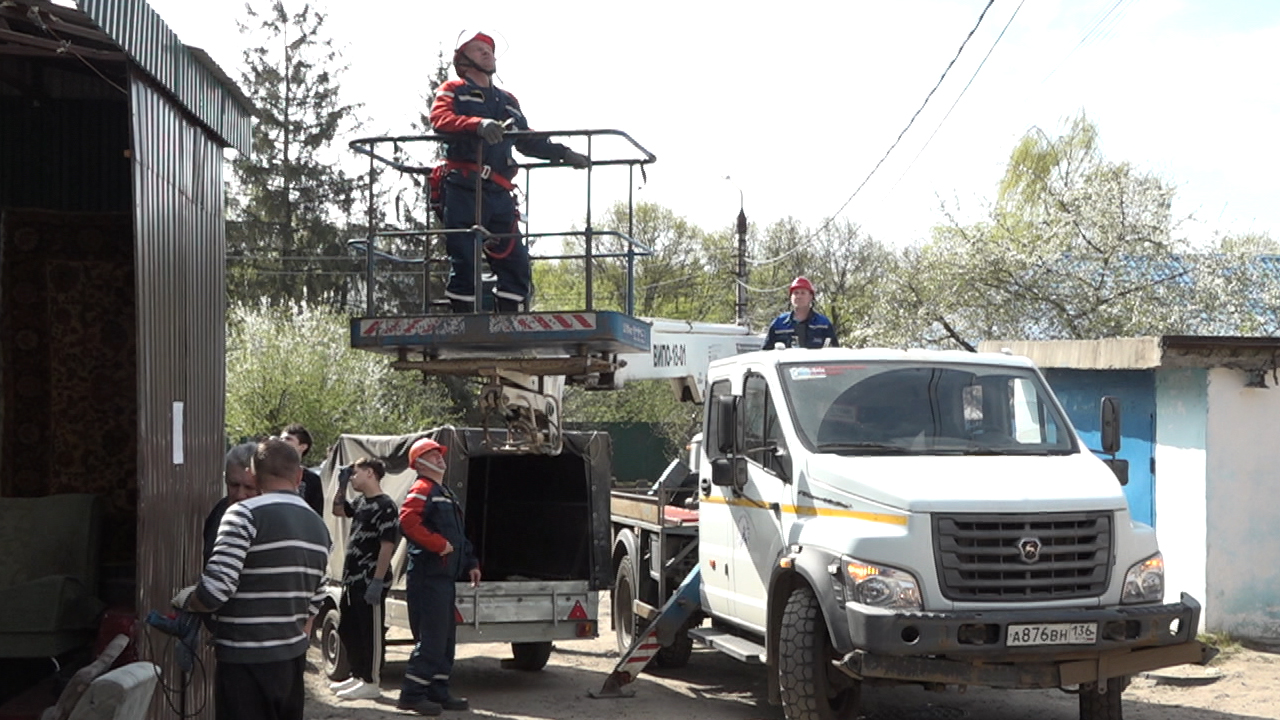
[430,695,469,711]
[396,697,443,716]
[449,299,473,314]
[495,297,522,313]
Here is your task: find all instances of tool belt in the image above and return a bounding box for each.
[444,160,516,191]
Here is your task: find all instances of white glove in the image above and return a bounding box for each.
[562,149,589,169]
[171,584,196,610]
[477,119,505,143]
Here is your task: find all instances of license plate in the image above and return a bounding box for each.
[1006,622,1097,647]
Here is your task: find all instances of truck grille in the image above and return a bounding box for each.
[933,512,1112,601]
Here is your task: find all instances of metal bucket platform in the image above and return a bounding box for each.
[350,310,650,377]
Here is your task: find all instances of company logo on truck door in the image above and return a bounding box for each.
[652,343,686,368]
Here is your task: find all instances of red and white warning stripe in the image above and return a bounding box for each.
[359,316,464,337]
[490,313,596,333]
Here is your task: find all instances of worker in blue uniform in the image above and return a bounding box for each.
[396,438,481,716]
[763,276,838,349]
[429,31,590,313]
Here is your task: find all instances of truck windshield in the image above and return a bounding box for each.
[779,361,1076,456]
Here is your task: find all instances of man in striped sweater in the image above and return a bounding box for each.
[175,438,331,720]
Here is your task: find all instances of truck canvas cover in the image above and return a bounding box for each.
[321,427,613,591]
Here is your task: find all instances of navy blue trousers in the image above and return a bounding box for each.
[398,572,457,703]
[442,179,529,306]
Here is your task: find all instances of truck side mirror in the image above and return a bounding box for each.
[710,457,747,488]
[1103,458,1129,486]
[712,395,741,456]
[1100,396,1121,455]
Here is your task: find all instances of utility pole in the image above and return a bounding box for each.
[727,176,748,327]
[736,202,748,327]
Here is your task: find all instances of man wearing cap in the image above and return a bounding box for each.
[763,276,838,349]
[430,31,590,314]
[396,437,481,715]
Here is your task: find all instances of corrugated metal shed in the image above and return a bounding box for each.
[79,0,252,153]
[130,74,229,719]
[1,3,251,717]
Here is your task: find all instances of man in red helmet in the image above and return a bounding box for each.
[763,276,838,349]
[431,31,590,314]
[396,437,481,715]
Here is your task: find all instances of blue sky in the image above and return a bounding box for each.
[143,0,1279,248]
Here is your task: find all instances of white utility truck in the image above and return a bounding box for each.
[606,347,1210,720]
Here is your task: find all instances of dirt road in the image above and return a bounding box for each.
[302,593,1280,720]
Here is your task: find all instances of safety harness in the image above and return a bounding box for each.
[443,159,515,190]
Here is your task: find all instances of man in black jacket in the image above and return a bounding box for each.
[281,423,325,515]
[202,442,258,562]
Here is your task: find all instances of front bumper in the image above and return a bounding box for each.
[840,592,1210,688]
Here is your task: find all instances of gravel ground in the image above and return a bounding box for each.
[300,594,1279,720]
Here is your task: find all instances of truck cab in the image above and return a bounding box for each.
[694,347,1206,720]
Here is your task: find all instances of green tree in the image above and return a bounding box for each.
[533,201,738,320]
[227,0,362,308]
[563,382,700,465]
[900,114,1215,347]
[225,301,460,455]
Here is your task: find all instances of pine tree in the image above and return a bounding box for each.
[227,0,362,308]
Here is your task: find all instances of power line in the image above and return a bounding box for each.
[1041,0,1136,84]
[750,0,998,268]
[892,0,1027,189]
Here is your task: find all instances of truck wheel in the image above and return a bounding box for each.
[319,606,350,681]
[614,555,638,655]
[508,641,553,671]
[654,628,693,668]
[778,585,861,720]
[1079,676,1126,720]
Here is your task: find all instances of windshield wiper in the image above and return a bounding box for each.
[957,444,1004,455]
[815,442,910,454]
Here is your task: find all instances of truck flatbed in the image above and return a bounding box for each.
[611,491,699,528]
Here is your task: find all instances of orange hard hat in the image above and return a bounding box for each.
[789,276,815,294]
[408,437,447,467]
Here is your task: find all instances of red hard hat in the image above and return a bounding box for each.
[408,437,447,467]
[456,31,495,53]
[789,276,815,294]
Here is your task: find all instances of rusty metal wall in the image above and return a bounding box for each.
[79,0,252,154]
[130,71,224,720]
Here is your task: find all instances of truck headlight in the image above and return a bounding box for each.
[841,557,922,610]
[1122,552,1164,604]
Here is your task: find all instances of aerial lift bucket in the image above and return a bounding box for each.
[589,565,702,699]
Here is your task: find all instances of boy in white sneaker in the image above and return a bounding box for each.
[329,457,398,701]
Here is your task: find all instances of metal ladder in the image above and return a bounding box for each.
[590,565,703,698]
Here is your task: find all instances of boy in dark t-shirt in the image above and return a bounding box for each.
[329,457,399,701]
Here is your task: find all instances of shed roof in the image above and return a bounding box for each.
[977,336,1280,372]
[0,0,251,153]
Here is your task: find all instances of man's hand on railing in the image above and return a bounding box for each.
[477,119,505,143]
[562,149,590,169]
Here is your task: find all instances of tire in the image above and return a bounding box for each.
[320,606,350,681]
[508,641,553,671]
[653,628,693,669]
[1079,676,1126,720]
[614,555,638,656]
[778,585,861,720]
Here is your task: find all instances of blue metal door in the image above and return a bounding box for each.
[1041,369,1156,526]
